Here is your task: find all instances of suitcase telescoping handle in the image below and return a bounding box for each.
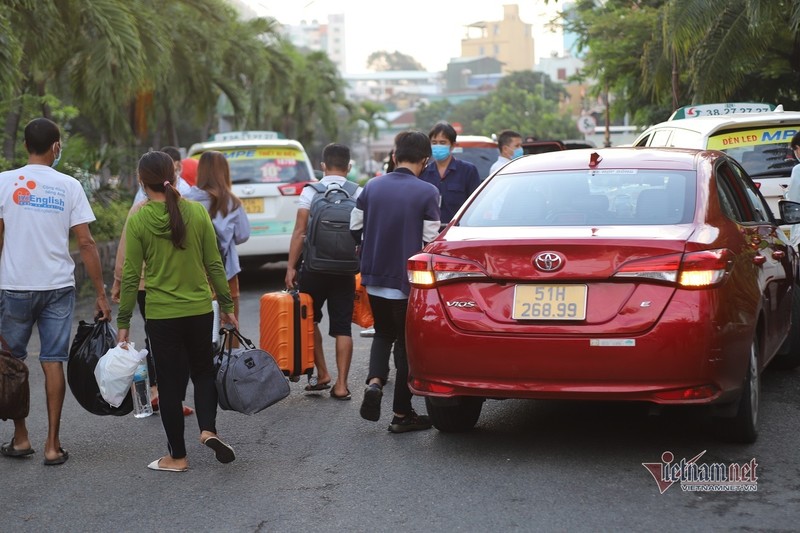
[218,326,257,352]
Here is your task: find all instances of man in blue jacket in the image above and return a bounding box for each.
[419,122,479,226]
[350,131,440,433]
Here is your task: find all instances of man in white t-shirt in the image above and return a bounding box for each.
[489,129,523,175]
[0,118,111,466]
[285,143,362,401]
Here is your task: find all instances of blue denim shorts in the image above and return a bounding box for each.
[0,287,76,362]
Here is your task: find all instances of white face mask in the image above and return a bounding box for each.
[51,143,62,168]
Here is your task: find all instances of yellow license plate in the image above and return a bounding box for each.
[242,197,263,214]
[512,285,587,320]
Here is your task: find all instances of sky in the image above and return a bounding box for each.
[240,0,566,73]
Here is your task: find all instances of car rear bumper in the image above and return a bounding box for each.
[406,289,750,406]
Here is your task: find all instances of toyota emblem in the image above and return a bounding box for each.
[534,252,564,272]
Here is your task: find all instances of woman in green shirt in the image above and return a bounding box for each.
[117,151,238,473]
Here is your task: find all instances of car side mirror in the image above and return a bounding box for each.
[779,200,800,224]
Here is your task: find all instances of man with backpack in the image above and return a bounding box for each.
[285,143,362,400]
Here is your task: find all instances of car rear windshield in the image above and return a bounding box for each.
[459,169,696,227]
[207,147,312,184]
[708,126,800,178]
[453,146,499,181]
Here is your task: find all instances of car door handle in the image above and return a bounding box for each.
[753,255,767,265]
[773,250,786,260]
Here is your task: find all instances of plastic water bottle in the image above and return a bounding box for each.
[211,300,221,348]
[131,361,153,418]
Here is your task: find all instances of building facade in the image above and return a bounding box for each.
[280,14,346,72]
[460,4,535,74]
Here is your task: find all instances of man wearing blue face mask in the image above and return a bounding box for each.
[490,129,524,175]
[419,122,480,226]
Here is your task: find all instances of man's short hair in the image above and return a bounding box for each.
[394,131,432,164]
[791,132,800,150]
[160,146,182,162]
[497,130,522,150]
[24,118,60,155]
[428,122,457,144]
[322,143,351,171]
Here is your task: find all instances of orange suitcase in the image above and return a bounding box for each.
[259,290,315,381]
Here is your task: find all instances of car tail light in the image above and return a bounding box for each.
[613,249,733,288]
[278,182,307,196]
[613,253,682,283]
[408,253,488,288]
[678,249,733,287]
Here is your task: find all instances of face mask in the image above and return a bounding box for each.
[51,144,62,168]
[431,145,451,162]
[512,147,524,159]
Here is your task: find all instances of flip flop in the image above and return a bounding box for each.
[43,448,69,466]
[330,388,352,401]
[0,438,34,458]
[147,458,188,472]
[203,436,235,464]
[304,382,331,392]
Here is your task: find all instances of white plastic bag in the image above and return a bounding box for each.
[94,342,148,408]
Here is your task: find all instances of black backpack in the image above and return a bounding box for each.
[303,180,359,274]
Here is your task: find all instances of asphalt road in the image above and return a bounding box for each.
[2,264,799,532]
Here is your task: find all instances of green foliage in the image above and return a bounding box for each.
[567,0,800,123]
[415,72,579,139]
[0,0,349,181]
[366,50,425,71]
[88,197,130,242]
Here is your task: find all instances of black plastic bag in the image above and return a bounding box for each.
[67,320,133,416]
[0,341,29,421]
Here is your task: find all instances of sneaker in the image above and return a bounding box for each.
[388,410,433,433]
[359,327,375,338]
[360,384,383,421]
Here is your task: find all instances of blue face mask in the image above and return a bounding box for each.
[512,147,524,159]
[431,145,451,162]
[51,144,62,168]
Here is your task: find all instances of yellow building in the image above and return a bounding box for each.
[461,4,534,73]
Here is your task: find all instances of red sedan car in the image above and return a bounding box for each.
[406,147,800,442]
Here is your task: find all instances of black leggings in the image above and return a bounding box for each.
[365,295,412,415]
[145,312,217,459]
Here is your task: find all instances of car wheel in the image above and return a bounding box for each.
[425,396,483,433]
[719,338,759,444]
[774,283,800,370]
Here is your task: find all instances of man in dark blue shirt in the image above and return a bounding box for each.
[420,122,480,225]
[350,131,440,433]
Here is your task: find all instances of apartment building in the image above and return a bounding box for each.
[461,4,535,74]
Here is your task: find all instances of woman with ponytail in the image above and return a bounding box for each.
[117,150,239,473]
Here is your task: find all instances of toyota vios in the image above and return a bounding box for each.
[406,148,800,442]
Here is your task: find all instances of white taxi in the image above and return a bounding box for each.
[187,131,315,266]
[633,103,800,218]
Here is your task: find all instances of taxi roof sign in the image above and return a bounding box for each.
[670,103,776,120]
[211,131,284,141]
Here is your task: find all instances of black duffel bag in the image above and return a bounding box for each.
[67,320,133,416]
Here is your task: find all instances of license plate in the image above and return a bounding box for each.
[242,197,263,214]
[512,285,587,320]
